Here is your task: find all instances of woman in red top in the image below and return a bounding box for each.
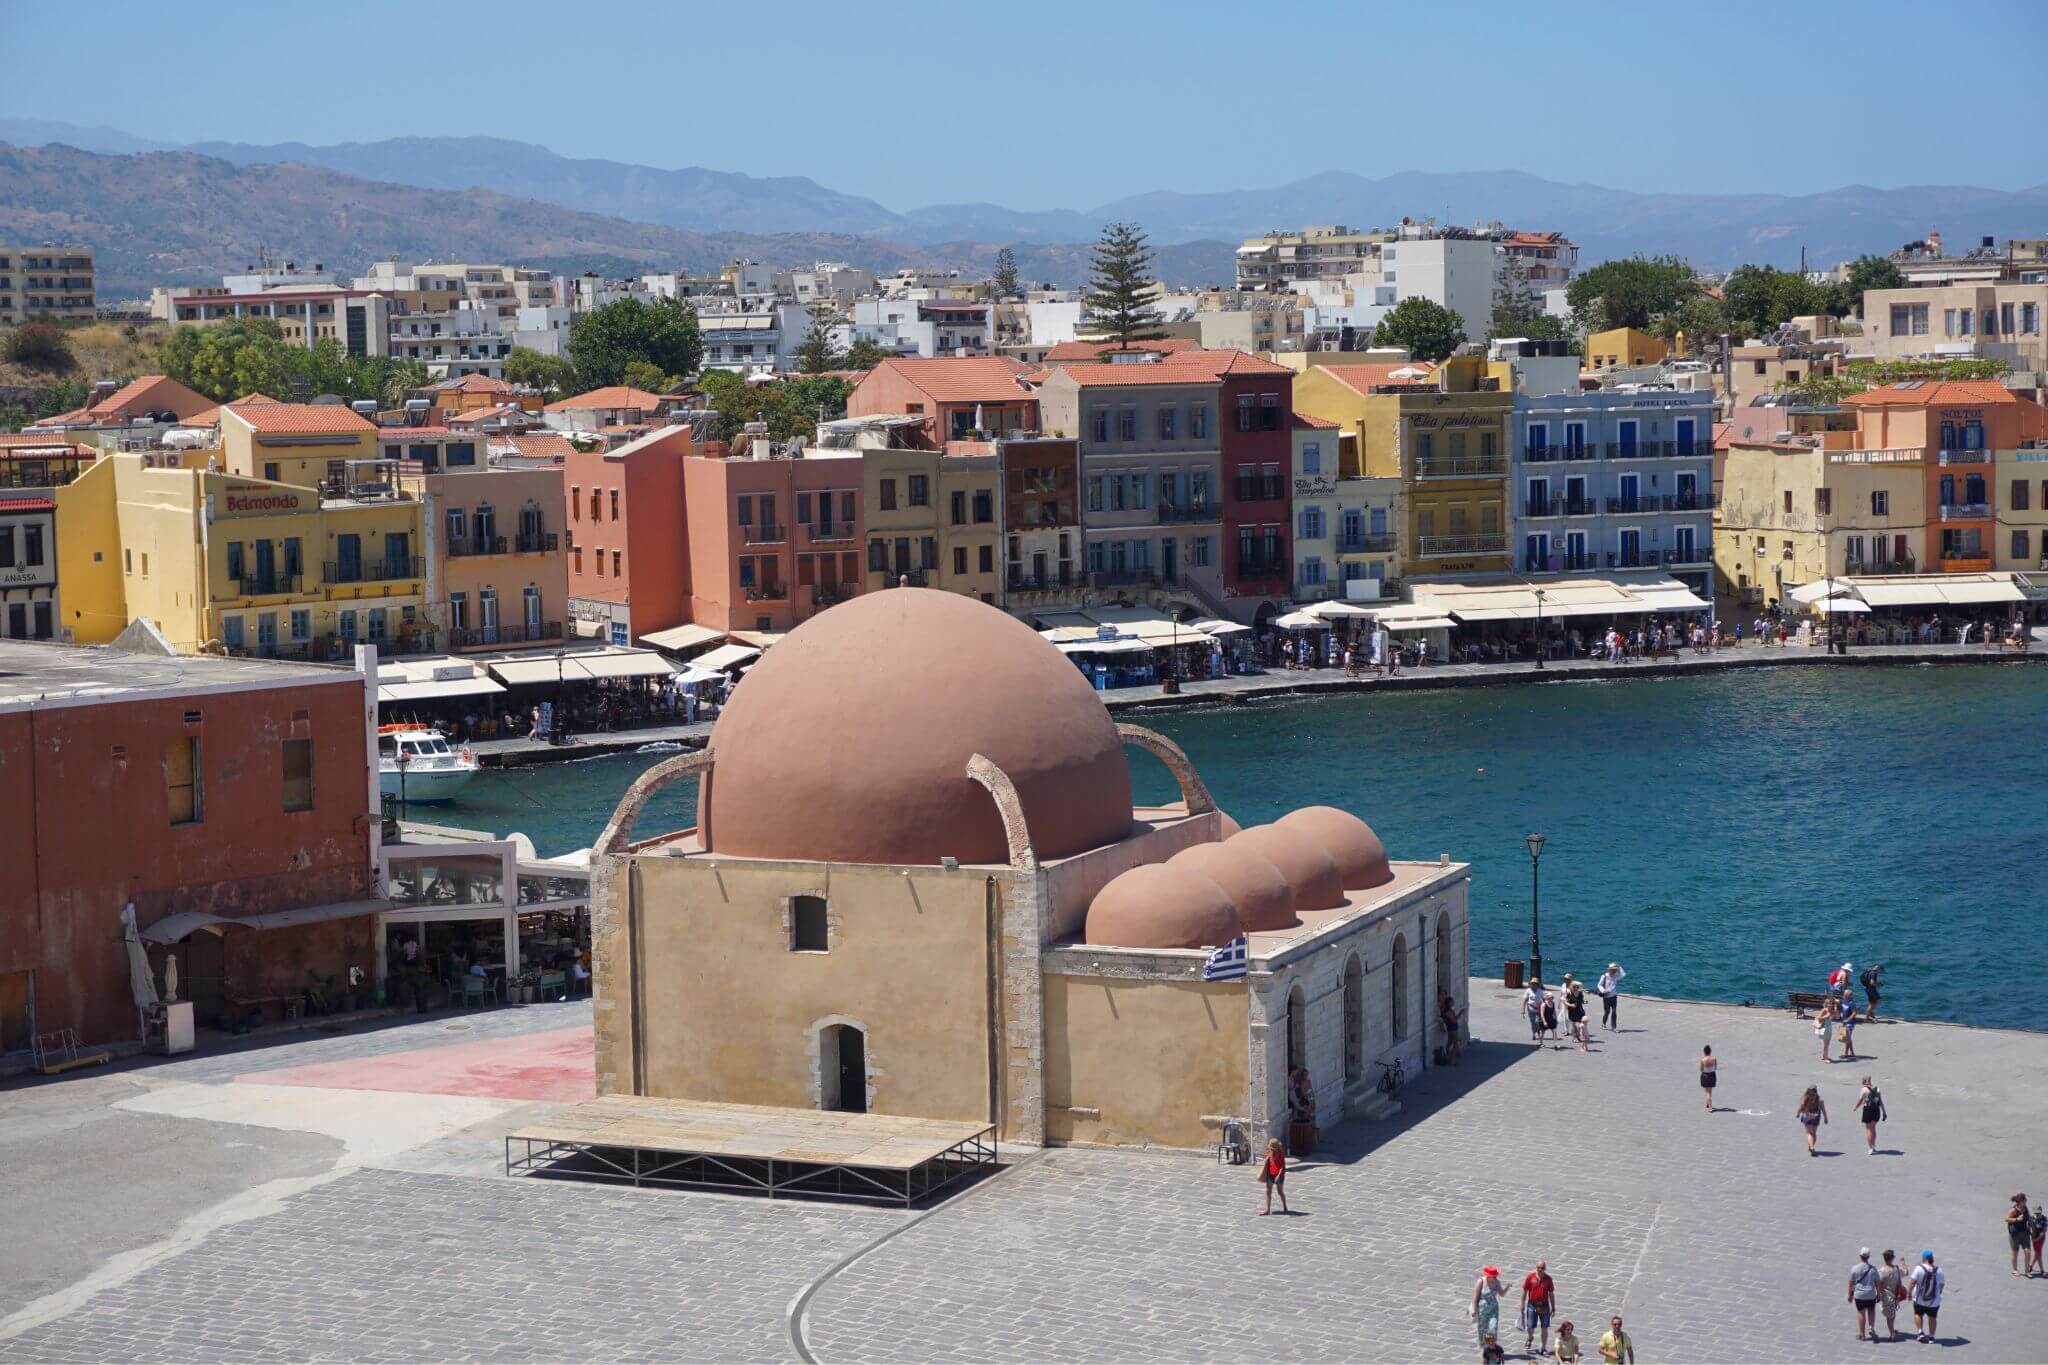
[1258,1137,1288,1215]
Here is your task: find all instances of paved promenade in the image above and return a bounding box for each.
[4,987,2043,1361]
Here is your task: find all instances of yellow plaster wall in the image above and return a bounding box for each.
[1044,974,1248,1149]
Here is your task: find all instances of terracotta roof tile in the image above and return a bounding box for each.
[545,386,667,412]
[0,494,57,511]
[1317,361,1439,395]
[1043,338,1200,361]
[224,402,378,435]
[84,375,214,421]
[498,433,576,459]
[1293,413,1340,429]
[1842,380,2020,407]
[866,357,1035,404]
[1049,349,1293,388]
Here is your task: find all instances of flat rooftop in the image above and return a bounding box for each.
[0,640,353,707]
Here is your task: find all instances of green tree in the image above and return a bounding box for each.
[1565,255,1698,332]
[2,323,75,373]
[1652,293,1731,353]
[796,319,843,374]
[1722,264,1834,338]
[1486,257,1576,348]
[621,359,676,394]
[843,338,889,371]
[1844,254,1904,298]
[31,377,90,420]
[1080,221,1166,347]
[782,374,854,430]
[567,295,702,389]
[503,346,579,396]
[991,247,1020,300]
[1372,296,1467,363]
[1776,372,1864,407]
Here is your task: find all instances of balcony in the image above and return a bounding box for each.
[325,556,423,585]
[742,523,787,545]
[1605,494,1705,514]
[811,583,855,606]
[1939,502,1991,521]
[1337,532,1398,553]
[1090,568,1168,589]
[743,582,789,601]
[1844,555,1916,575]
[1521,444,1595,464]
[224,573,304,598]
[804,523,856,545]
[1605,547,1708,569]
[1937,449,1989,466]
[1156,501,1221,524]
[1006,568,1080,593]
[1525,553,1600,573]
[885,570,929,587]
[1412,456,1506,479]
[1232,479,1286,502]
[1605,440,1710,460]
[1939,551,1992,572]
[1524,497,1598,519]
[449,620,563,649]
[1233,557,1285,579]
[1414,533,1506,558]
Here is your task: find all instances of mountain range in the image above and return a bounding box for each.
[5,118,2047,300]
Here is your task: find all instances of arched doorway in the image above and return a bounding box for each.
[1434,911,1454,1047]
[1285,983,1306,1076]
[1391,933,1409,1039]
[1342,955,1364,1084]
[818,1023,867,1113]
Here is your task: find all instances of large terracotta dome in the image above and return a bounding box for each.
[1279,806,1392,890]
[700,589,1134,865]
[1168,840,1296,932]
[1228,824,1345,912]
[1085,863,1242,950]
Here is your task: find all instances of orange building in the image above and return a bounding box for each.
[1843,381,2048,573]
[681,444,866,633]
[846,357,1039,445]
[565,427,692,644]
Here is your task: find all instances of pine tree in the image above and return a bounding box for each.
[796,319,843,375]
[991,247,1019,300]
[1081,222,1166,348]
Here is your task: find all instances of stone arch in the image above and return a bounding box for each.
[1115,723,1217,815]
[595,747,713,857]
[965,752,1038,870]
[806,1014,875,1113]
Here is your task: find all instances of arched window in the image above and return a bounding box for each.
[1434,912,1454,1044]
[1285,983,1306,1075]
[1391,933,1409,1038]
[790,895,828,952]
[1342,955,1364,1083]
[818,1023,866,1113]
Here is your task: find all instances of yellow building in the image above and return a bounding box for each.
[1293,354,1510,578]
[1713,434,1926,608]
[57,451,428,656]
[1585,327,1667,370]
[399,434,571,649]
[861,446,1001,602]
[219,402,379,489]
[1996,445,2048,571]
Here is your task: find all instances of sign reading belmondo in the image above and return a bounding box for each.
[220,485,304,516]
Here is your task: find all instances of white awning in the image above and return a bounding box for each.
[728,629,786,649]
[1273,610,1330,629]
[1851,580,1949,608]
[638,623,723,652]
[1936,578,2026,605]
[488,649,678,685]
[1383,615,1457,631]
[1301,600,1375,620]
[693,643,761,671]
[1055,637,1156,656]
[1848,574,2025,608]
[675,667,725,686]
[1189,617,1252,637]
[1787,577,1860,605]
[1083,606,1189,643]
[141,899,397,944]
[1627,584,1714,613]
[1816,594,1872,614]
[379,676,506,703]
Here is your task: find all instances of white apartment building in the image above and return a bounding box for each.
[697,303,811,375]
[850,297,992,359]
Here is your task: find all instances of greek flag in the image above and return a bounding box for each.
[1202,934,1248,982]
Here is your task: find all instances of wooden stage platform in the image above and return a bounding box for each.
[504,1095,998,1205]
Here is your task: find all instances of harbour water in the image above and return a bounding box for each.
[454,665,2047,1028]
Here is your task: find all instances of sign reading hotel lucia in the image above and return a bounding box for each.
[213,484,306,519]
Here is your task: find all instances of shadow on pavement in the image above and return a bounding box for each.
[1298,1038,1541,1170]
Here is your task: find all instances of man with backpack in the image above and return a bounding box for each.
[1848,1249,1880,1341]
[1909,1250,1944,1342]
[1860,963,1884,1019]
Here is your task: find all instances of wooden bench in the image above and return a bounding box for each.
[1786,990,1830,1018]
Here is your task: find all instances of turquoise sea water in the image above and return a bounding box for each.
[453,665,2048,1028]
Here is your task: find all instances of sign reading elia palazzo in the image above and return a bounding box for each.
[218,484,306,518]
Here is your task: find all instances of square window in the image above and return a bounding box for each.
[790,895,829,951]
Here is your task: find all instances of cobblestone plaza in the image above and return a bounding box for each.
[4,987,2043,1362]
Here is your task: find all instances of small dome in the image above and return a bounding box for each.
[1228,824,1344,911]
[1168,841,1296,932]
[701,589,1133,865]
[1279,806,1392,889]
[1085,863,1242,950]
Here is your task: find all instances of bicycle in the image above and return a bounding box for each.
[1376,1057,1405,1097]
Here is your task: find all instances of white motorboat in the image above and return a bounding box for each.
[379,726,480,804]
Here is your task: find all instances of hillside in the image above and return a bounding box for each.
[0,144,1234,298]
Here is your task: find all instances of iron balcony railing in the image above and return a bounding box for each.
[1412,456,1507,479]
[1604,494,1707,514]
[224,573,304,597]
[1939,549,1991,567]
[1939,502,1991,521]
[1006,568,1078,592]
[811,583,855,606]
[325,556,423,584]
[1844,555,1917,575]
[886,569,929,587]
[449,621,562,648]
[1156,501,1221,524]
[1415,533,1506,557]
[1605,547,1708,568]
[1937,449,1989,466]
[1337,532,1398,553]
[804,523,856,544]
[1233,556,1285,578]
[1524,497,1599,518]
[1092,567,1169,588]
[743,582,788,601]
[741,523,787,545]
[1605,440,1712,460]
[1522,444,1595,464]
[1525,553,1600,573]
[1232,478,1287,502]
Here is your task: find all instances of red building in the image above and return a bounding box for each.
[682,444,867,633]
[1212,352,1297,603]
[565,427,693,644]
[0,642,379,1051]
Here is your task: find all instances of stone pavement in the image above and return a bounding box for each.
[4,987,2045,1362]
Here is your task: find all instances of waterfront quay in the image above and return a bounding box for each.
[466,639,2041,765]
[4,986,2041,1362]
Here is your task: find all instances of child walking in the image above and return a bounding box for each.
[1258,1137,1288,1215]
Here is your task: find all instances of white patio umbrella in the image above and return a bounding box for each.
[120,901,159,1014]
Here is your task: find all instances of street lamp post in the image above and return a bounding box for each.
[1534,587,1547,669]
[1525,832,1546,985]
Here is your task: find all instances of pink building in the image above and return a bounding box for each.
[682,445,866,633]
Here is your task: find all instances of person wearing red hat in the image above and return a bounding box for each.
[1470,1266,1509,1351]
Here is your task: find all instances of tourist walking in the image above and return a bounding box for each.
[1855,1076,1887,1155]
[1876,1250,1906,1342]
[1817,997,1837,1063]
[1471,1267,1510,1350]
[1540,988,1562,1046]
[1849,1248,1881,1341]
[1828,961,1853,1000]
[1797,1085,1828,1154]
[1553,1320,1581,1363]
[1838,996,1860,1061]
[1520,1260,1557,1356]
[1257,1137,1287,1215]
[1564,975,1589,1051]
[1597,962,1625,1029]
[2008,1194,2032,1276]
[1525,979,1547,1044]
[2029,1200,2047,1277]
[1860,962,1885,1019]
[1597,1315,1634,1364]
[1439,992,1462,1065]
[1698,1045,1717,1111]
[1908,1251,1943,1342]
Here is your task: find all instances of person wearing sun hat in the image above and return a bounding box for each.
[1470,1266,1509,1351]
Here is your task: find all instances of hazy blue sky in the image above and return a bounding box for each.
[7,0,2045,209]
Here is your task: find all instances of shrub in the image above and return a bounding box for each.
[3,322,76,373]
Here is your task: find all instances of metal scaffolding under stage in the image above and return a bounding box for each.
[504,1095,998,1206]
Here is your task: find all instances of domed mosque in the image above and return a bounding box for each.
[592,590,1470,1152]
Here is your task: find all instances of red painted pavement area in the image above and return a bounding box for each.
[239,1025,596,1102]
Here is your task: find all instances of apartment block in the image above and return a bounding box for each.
[0,242,95,323]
